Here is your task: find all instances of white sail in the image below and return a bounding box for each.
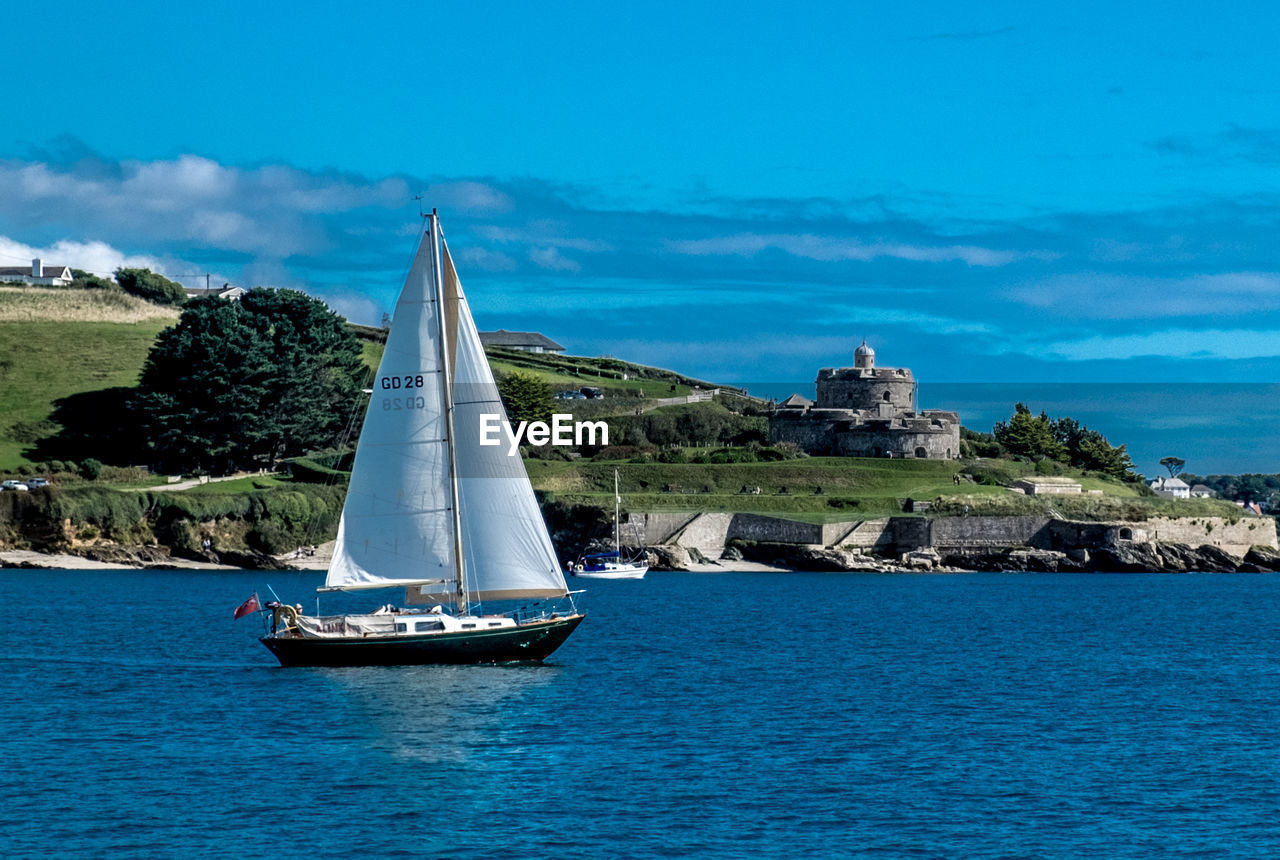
[327,222,568,603]
[325,230,456,591]
[415,237,569,603]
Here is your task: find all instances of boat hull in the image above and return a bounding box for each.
[573,567,647,580]
[260,614,584,668]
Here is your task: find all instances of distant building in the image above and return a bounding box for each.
[770,341,960,460]
[479,329,565,353]
[1190,484,1216,499]
[1012,477,1082,496]
[0,259,72,286]
[184,285,246,301]
[1150,476,1191,499]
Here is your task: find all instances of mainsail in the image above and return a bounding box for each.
[325,221,568,605]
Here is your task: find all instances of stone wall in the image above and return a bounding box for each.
[927,516,1055,551]
[833,417,959,460]
[1050,516,1276,558]
[823,518,894,552]
[770,410,960,459]
[638,510,1277,562]
[817,368,916,411]
[637,512,825,552]
[768,411,841,454]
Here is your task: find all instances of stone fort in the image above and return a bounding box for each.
[769,342,960,459]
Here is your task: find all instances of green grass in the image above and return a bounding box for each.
[524,456,1215,523]
[180,474,292,493]
[485,346,743,399]
[0,320,173,470]
[360,340,384,373]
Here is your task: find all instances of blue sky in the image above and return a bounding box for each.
[5,1,1280,469]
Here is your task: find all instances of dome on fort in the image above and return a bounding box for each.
[854,340,875,369]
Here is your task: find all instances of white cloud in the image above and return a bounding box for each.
[1039,328,1280,361]
[664,232,1039,266]
[529,247,580,272]
[1010,272,1280,319]
[321,290,385,327]
[0,235,181,279]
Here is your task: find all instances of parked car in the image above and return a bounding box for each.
[27,477,49,489]
[2,480,29,491]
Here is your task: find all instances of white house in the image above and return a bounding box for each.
[1190,484,1216,499]
[1150,476,1191,499]
[184,284,247,301]
[0,259,72,286]
[478,330,565,353]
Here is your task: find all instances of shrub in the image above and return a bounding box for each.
[114,267,188,306]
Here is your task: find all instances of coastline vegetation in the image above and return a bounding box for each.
[0,283,1269,560]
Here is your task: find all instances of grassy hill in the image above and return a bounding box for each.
[0,289,180,470]
[485,346,740,400]
[0,288,749,472]
[524,456,1225,522]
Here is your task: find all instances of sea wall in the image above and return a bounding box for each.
[636,510,1278,563]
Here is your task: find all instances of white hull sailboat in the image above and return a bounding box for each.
[574,470,648,580]
[261,212,583,667]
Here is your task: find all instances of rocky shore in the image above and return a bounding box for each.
[644,541,1280,574]
[5,539,1279,575]
[0,541,332,571]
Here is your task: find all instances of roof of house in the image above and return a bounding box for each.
[478,329,565,350]
[1190,484,1215,494]
[778,393,814,408]
[1152,476,1191,489]
[0,265,71,278]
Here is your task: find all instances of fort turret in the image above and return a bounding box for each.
[770,341,959,459]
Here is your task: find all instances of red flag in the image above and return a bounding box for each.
[233,592,260,620]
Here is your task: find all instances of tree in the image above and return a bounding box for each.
[133,290,367,474]
[496,370,553,424]
[69,269,117,290]
[114,267,188,306]
[993,403,1066,461]
[960,426,1004,458]
[1160,456,1186,478]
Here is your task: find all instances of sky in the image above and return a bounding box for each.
[5,1,1280,471]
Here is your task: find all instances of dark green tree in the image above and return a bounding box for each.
[1052,416,1135,479]
[496,370,553,424]
[960,426,1004,458]
[1159,456,1186,477]
[133,290,367,474]
[69,269,117,290]
[114,267,188,306]
[993,403,1066,461]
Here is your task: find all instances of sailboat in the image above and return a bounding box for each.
[260,212,584,667]
[574,470,649,580]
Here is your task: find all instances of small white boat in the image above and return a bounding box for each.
[574,470,648,580]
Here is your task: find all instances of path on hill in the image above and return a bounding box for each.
[131,472,278,493]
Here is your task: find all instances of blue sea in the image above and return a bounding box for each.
[5,568,1280,859]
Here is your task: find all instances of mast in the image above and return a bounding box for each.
[614,469,621,553]
[429,210,468,614]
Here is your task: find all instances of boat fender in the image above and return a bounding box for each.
[273,603,300,629]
